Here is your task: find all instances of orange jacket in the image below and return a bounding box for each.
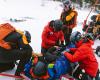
[64,40,98,77]
[41,22,64,49]
[96,13,100,22]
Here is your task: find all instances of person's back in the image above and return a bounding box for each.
[76,41,98,77]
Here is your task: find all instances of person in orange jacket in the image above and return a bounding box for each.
[63,31,99,80]
[0,23,32,77]
[60,0,78,46]
[41,19,64,56]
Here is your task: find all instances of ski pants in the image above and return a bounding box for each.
[62,26,72,46]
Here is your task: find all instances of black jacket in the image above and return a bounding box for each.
[0,31,32,63]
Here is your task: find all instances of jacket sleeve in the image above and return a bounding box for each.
[70,48,77,52]
[66,11,77,21]
[64,48,88,62]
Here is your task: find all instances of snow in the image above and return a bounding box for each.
[0,0,100,79]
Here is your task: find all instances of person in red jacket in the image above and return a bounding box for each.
[41,19,64,56]
[63,31,99,80]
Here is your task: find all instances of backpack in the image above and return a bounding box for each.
[0,23,15,40]
[0,23,15,49]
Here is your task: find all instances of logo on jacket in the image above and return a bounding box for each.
[49,32,53,35]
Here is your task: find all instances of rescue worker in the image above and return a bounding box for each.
[91,14,100,39]
[60,0,78,45]
[41,19,64,56]
[0,23,32,77]
[63,31,99,80]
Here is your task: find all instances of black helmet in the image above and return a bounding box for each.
[63,0,72,8]
[91,15,97,22]
[33,61,47,76]
[24,30,31,43]
[53,20,63,31]
[70,31,81,43]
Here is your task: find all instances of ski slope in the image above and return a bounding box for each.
[0,0,100,79]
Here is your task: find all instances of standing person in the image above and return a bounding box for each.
[92,14,100,39]
[41,19,64,56]
[63,31,99,80]
[0,23,32,78]
[60,0,78,45]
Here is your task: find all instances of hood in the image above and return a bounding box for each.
[76,39,94,48]
[44,22,54,32]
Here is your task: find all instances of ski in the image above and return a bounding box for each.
[0,73,30,80]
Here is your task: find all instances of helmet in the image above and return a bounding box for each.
[70,31,81,43]
[24,30,31,43]
[83,33,94,42]
[91,15,97,22]
[33,61,47,76]
[53,20,63,31]
[63,0,72,9]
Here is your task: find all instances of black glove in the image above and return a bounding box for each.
[47,47,57,53]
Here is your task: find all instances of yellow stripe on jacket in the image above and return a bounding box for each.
[16,30,28,44]
[96,14,100,22]
[66,12,76,21]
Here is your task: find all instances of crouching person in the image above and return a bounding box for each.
[63,31,99,80]
[41,19,64,56]
[0,23,32,77]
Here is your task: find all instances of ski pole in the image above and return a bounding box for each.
[83,7,93,31]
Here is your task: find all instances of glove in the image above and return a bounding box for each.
[65,48,70,52]
[61,48,70,55]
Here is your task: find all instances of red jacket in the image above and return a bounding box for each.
[64,40,98,77]
[41,22,64,49]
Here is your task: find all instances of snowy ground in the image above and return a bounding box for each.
[0,0,100,79]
